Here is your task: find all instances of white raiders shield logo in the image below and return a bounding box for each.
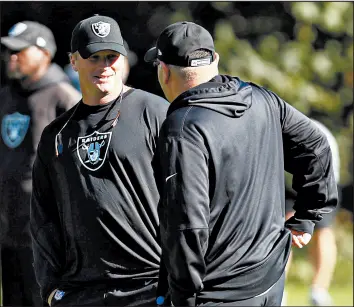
[1,112,30,148]
[77,131,112,171]
[91,21,111,37]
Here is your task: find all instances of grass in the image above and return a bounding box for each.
[284,210,353,306]
[285,282,353,306]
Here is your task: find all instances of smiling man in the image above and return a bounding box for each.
[30,15,168,306]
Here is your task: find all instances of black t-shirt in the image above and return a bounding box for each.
[31,88,169,298]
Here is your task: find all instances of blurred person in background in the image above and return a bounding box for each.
[0,20,81,306]
[145,21,338,307]
[30,14,168,306]
[283,116,341,306]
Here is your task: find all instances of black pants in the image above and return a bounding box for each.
[50,282,158,306]
[1,246,43,306]
[199,272,285,307]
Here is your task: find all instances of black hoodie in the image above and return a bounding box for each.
[0,63,81,247]
[157,75,338,306]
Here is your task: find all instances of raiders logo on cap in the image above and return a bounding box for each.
[91,21,110,38]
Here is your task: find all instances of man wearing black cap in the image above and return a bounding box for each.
[30,15,168,306]
[145,21,338,306]
[0,21,81,306]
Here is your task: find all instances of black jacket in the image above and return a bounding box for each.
[0,64,81,247]
[157,75,338,306]
[30,89,168,302]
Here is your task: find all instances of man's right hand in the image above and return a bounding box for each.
[289,229,312,248]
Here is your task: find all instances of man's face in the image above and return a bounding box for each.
[4,45,45,79]
[71,50,124,95]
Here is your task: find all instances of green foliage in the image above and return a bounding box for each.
[215,2,353,184]
[216,3,351,116]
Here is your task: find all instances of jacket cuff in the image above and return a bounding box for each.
[285,216,315,235]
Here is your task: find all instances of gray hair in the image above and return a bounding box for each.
[167,49,217,82]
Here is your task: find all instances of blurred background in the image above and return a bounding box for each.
[0,2,353,306]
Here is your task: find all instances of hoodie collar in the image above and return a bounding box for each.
[167,75,252,118]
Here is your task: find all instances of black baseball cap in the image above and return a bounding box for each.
[1,21,57,58]
[71,15,127,59]
[144,21,215,67]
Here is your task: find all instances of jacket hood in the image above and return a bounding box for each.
[16,63,71,92]
[168,75,252,118]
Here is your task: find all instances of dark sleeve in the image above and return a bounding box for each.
[30,132,65,301]
[269,91,338,235]
[147,97,169,305]
[156,253,171,306]
[158,136,210,306]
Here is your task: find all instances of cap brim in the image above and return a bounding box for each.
[0,37,31,51]
[78,42,128,59]
[144,47,158,63]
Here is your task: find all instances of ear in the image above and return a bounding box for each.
[41,48,51,59]
[70,53,78,72]
[213,52,220,65]
[39,48,52,65]
[160,61,170,84]
[122,57,130,84]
